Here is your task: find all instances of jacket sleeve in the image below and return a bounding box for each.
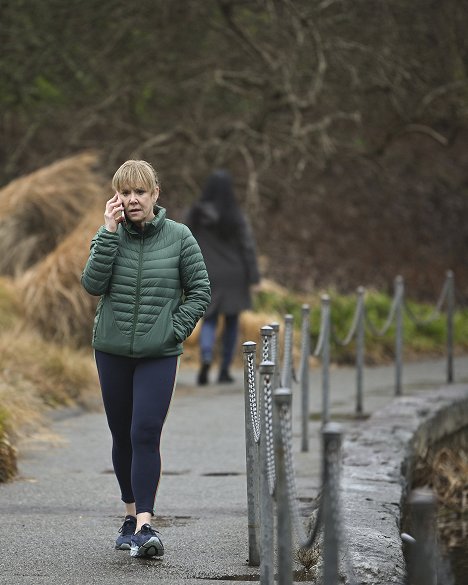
[172,225,211,342]
[81,226,120,296]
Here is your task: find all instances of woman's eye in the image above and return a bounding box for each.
[121,191,130,196]
[136,190,145,196]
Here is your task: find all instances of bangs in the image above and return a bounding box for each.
[112,160,158,193]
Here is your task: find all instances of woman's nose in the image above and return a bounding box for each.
[129,191,138,202]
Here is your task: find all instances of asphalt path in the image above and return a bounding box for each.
[0,356,467,585]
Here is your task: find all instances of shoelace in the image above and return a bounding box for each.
[140,524,159,537]
[119,518,136,535]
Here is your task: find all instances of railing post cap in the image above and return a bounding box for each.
[446,269,454,279]
[408,488,437,508]
[357,285,365,295]
[269,321,280,331]
[260,325,273,336]
[322,421,343,438]
[242,341,257,352]
[259,360,275,374]
[395,274,404,284]
[321,294,330,304]
[301,303,310,311]
[284,313,294,322]
[274,387,292,405]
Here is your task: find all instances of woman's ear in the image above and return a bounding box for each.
[153,186,160,203]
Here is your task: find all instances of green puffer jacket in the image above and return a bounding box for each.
[81,206,211,358]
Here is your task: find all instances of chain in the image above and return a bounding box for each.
[313,302,330,357]
[298,310,310,384]
[403,277,449,326]
[279,402,307,543]
[365,285,403,337]
[262,335,270,362]
[270,330,278,365]
[264,373,276,496]
[282,321,293,387]
[332,296,364,347]
[278,401,323,550]
[247,352,260,444]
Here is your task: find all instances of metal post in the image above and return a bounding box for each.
[270,322,280,391]
[446,270,454,383]
[355,287,365,415]
[259,360,275,585]
[282,314,294,389]
[321,295,331,425]
[242,341,260,567]
[274,388,293,585]
[322,422,342,585]
[395,275,404,396]
[300,304,310,452]
[407,489,438,585]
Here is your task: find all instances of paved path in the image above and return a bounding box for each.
[0,356,467,584]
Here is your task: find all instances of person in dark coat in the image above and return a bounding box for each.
[187,170,260,384]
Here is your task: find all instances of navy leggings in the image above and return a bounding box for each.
[94,350,178,515]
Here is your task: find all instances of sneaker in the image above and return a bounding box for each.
[115,515,137,550]
[130,524,164,558]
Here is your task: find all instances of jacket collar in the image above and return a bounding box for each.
[123,205,166,238]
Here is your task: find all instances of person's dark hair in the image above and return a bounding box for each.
[191,170,243,236]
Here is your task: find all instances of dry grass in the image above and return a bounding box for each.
[17,206,103,344]
[0,278,99,482]
[0,151,107,276]
[0,325,99,482]
[0,276,22,329]
[414,447,468,511]
[0,329,99,409]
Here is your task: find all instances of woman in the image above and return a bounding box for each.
[187,170,260,385]
[81,160,210,558]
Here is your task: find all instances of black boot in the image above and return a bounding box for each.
[197,362,210,385]
[218,369,234,383]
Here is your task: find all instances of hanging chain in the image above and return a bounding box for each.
[279,402,306,543]
[278,401,323,549]
[247,352,260,444]
[264,373,276,496]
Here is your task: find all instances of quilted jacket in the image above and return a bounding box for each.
[81,206,211,358]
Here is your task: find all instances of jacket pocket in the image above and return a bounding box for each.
[134,301,180,357]
[93,296,131,355]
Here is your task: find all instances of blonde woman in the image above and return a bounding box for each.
[82,160,210,558]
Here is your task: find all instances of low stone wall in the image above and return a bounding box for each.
[341,384,468,585]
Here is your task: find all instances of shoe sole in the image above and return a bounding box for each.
[130,536,164,559]
[115,542,131,551]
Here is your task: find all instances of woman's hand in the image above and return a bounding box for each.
[104,193,125,233]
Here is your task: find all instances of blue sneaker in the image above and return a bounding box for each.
[115,515,137,550]
[130,524,164,558]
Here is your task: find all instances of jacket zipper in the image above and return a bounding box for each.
[130,235,144,355]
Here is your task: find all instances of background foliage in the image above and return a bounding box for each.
[2,0,468,296]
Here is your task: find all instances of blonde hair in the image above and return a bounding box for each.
[112,160,160,193]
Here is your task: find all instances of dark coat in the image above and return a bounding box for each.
[187,202,260,318]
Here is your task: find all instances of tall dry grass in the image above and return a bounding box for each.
[0,329,99,411]
[0,151,107,276]
[17,206,103,344]
[0,276,100,482]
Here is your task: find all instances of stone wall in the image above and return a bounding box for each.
[341,385,468,585]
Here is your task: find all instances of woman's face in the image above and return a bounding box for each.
[119,185,159,228]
